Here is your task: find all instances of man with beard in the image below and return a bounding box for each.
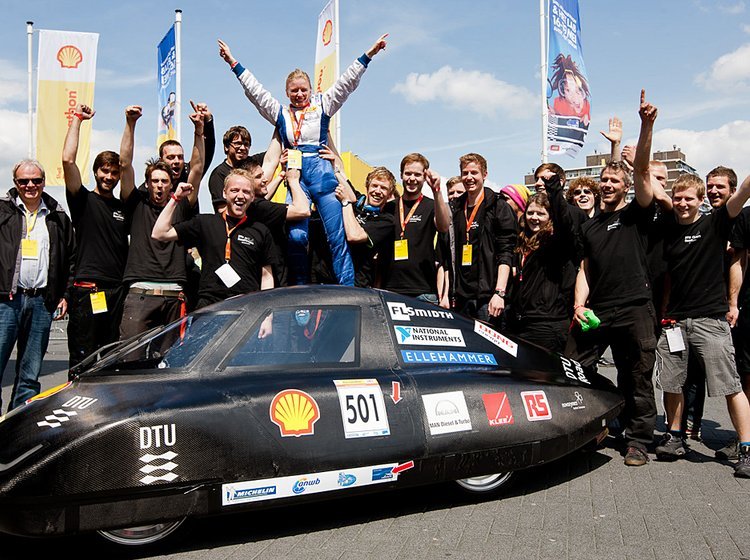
[118,106,205,339]
[62,104,132,367]
[383,153,450,304]
[566,90,658,467]
[449,153,517,323]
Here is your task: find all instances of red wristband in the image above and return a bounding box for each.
[171,193,179,202]
[74,113,84,121]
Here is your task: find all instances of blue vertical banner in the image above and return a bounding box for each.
[157,25,177,148]
[546,0,590,157]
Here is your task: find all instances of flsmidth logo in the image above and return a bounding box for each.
[57,45,83,69]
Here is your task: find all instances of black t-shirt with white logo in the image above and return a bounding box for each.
[123,190,191,285]
[67,187,130,285]
[174,213,276,305]
[581,201,654,309]
[384,196,438,296]
[662,206,733,319]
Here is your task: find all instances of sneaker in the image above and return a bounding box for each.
[655,433,687,461]
[716,437,739,460]
[735,444,750,478]
[624,446,649,466]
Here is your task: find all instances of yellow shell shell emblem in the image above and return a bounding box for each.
[57,45,83,69]
[270,389,320,437]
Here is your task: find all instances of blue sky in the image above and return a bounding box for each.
[1,0,750,208]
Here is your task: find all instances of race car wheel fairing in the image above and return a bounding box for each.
[97,519,185,546]
[455,472,513,494]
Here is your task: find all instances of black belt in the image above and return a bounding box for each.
[16,287,47,297]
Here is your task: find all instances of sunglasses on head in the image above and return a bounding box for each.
[573,188,592,196]
[15,177,44,186]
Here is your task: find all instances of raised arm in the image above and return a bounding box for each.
[62,103,95,195]
[334,173,368,244]
[727,174,750,218]
[185,105,206,207]
[119,105,142,202]
[218,39,281,126]
[262,131,283,186]
[601,116,622,162]
[152,182,193,242]
[285,167,311,221]
[194,102,215,176]
[322,34,388,117]
[427,169,451,233]
[633,89,656,209]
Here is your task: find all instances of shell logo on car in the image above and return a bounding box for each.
[270,389,320,437]
[57,45,83,69]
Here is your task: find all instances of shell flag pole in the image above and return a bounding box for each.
[314,0,340,149]
[35,30,98,186]
[545,0,591,158]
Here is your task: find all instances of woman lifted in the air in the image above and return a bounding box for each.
[218,34,388,287]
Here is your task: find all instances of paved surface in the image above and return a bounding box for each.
[1,330,749,560]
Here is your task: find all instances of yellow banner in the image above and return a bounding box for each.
[37,80,95,186]
[36,30,98,187]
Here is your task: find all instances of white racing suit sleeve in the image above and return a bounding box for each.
[233,64,281,125]
[321,55,370,117]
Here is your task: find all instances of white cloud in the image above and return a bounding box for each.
[392,65,537,119]
[743,23,750,33]
[652,120,750,179]
[721,1,746,13]
[0,59,29,107]
[696,42,750,89]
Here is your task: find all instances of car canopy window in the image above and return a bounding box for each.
[83,312,239,374]
[226,306,360,368]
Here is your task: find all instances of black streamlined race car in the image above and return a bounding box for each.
[0,286,623,545]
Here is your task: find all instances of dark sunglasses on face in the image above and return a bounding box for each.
[15,177,44,186]
[573,188,592,196]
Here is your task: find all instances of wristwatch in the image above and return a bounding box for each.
[494,289,506,298]
[341,200,350,207]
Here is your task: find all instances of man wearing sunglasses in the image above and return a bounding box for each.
[0,160,74,411]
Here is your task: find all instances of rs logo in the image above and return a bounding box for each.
[521,391,551,421]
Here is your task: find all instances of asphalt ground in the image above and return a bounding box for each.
[1,326,749,560]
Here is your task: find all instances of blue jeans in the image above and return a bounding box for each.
[287,150,354,286]
[0,295,52,411]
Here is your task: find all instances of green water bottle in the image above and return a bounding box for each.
[580,310,601,333]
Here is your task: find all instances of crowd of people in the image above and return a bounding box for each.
[0,35,749,480]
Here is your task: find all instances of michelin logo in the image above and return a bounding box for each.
[225,485,277,502]
[387,301,453,322]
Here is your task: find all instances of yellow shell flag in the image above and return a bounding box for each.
[36,30,99,187]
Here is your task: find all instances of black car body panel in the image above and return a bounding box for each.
[0,286,622,537]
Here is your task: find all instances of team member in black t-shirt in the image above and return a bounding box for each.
[208,125,252,212]
[62,104,131,367]
[159,102,215,190]
[449,153,517,324]
[207,127,283,214]
[153,169,275,307]
[383,153,450,304]
[118,107,205,339]
[654,172,750,477]
[334,166,396,288]
[566,90,658,467]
